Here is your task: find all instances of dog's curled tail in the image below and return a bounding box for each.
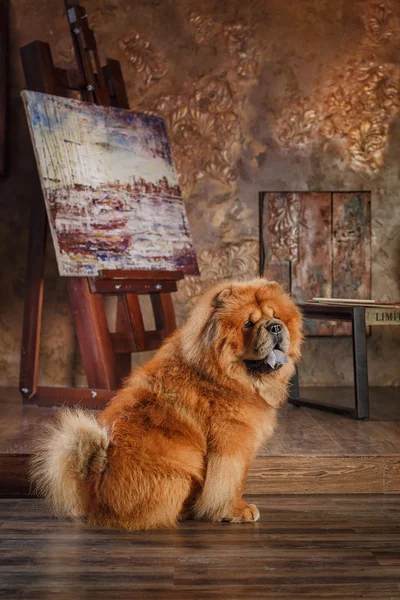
[30,409,109,518]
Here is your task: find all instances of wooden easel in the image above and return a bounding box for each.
[19,1,184,409]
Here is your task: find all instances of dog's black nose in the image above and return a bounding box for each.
[266,322,282,335]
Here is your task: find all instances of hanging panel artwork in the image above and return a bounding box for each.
[262,192,299,290]
[261,191,371,336]
[331,192,371,335]
[291,192,334,336]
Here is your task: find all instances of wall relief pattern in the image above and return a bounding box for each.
[189,12,260,80]
[118,31,168,85]
[276,0,400,172]
[174,239,259,325]
[139,11,260,193]
[266,193,300,263]
[151,78,240,189]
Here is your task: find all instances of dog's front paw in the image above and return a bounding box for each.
[223,502,260,523]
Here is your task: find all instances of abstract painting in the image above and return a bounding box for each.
[21,91,198,276]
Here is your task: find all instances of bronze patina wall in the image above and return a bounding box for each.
[1,0,399,386]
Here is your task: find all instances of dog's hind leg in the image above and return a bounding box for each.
[88,461,196,530]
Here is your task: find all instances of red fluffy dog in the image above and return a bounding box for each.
[31,279,302,529]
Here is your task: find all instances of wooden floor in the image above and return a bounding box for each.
[0,495,399,599]
[1,389,399,597]
[1,387,400,495]
[267,387,400,456]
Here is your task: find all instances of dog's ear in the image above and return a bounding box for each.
[261,280,284,293]
[203,317,218,347]
[212,286,234,309]
[256,279,287,301]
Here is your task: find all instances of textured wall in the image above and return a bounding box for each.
[1,0,400,387]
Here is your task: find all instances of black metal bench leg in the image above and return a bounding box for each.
[352,307,369,419]
[289,366,300,399]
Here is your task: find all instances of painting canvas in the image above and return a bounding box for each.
[21,91,198,276]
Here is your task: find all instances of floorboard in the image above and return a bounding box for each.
[0,496,399,599]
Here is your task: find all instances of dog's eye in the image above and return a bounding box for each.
[244,320,254,329]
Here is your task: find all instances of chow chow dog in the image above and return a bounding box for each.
[31,279,302,530]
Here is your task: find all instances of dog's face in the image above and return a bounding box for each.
[211,281,302,379]
[182,279,303,387]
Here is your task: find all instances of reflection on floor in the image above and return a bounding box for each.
[1,495,399,599]
[263,387,400,456]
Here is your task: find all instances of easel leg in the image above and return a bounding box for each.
[125,294,147,351]
[19,200,47,400]
[68,278,118,391]
[150,292,176,338]
[115,296,133,383]
[289,366,300,399]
